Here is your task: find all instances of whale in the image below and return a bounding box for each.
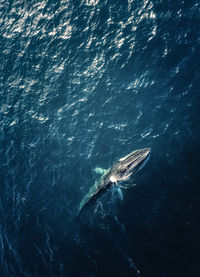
[78,148,151,215]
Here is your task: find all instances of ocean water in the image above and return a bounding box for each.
[1,0,200,276]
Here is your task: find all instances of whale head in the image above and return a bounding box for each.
[109,148,151,183]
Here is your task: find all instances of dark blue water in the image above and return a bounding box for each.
[1,0,200,276]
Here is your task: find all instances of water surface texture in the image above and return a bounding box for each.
[1,0,200,276]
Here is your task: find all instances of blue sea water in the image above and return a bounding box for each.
[1,0,200,276]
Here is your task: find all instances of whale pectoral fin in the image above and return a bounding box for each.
[116,186,123,201]
[111,185,123,201]
[94,167,107,175]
